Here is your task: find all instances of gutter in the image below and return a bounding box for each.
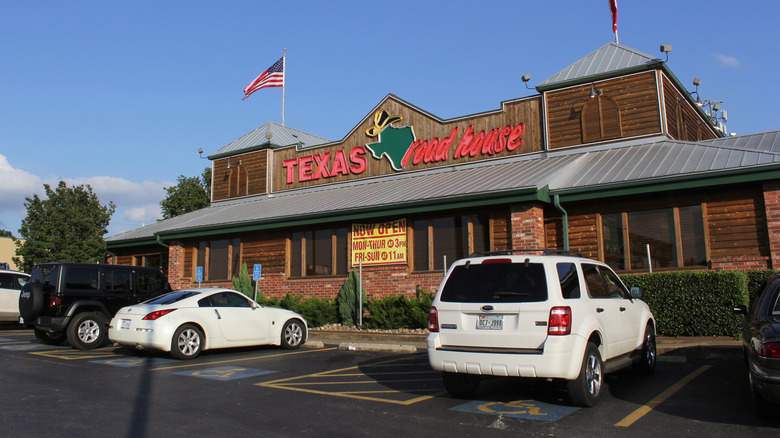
[553,194,569,250]
[156,234,169,248]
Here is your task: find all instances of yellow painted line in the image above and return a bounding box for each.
[318,370,439,378]
[151,346,335,371]
[615,365,713,427]
[30,348,118,360]
[257,355,438,405]
[275,377,439,386]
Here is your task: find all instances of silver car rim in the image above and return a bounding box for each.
[78,319,100,343]
[645,333,656,366]
[177,329,201,356]
[585,353,602,396]
[284,322,303,347]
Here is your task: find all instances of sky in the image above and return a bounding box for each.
[1,1,778,238]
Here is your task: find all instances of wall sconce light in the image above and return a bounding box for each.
[521,73,533,89]
[589,83,602,98]
[226,158,232,169]
[659,44,672,62]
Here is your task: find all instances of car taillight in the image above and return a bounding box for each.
[49,297,60,307]
[428,306,439,332]
[142,309,176,320]
[548,306,572,335]
[759,341,780,358]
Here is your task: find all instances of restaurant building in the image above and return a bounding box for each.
[106,42,780,298]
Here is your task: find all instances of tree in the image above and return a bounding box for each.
[159,167,211,220]
[15,181,116,272]
[0,229,12,238]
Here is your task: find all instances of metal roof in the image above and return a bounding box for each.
[207,122,331,159]
[107,130,780,245]
[537,42,662,90]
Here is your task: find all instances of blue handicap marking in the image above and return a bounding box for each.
[92,357,178,367]
[1,344,66,351]
[0,338,14,342]
[175,366,277,381]
[452,399,579,422]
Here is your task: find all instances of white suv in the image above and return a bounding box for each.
[427,250,656,407]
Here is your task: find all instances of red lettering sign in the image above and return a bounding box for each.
[283,146,368,184]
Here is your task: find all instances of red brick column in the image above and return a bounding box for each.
[511,203,546,250]
[167,241,191,290]
[763,181,780,269]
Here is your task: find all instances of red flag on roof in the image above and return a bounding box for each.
[609,0,618,34]
[243,56,284,100]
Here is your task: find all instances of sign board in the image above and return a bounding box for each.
[196,266,203,283]
[253,264,262,281]
[351,218,407,267]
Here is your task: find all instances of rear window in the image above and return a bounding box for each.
[144,291,199,305]
[440,262,548,303]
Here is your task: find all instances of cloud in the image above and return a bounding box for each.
[714,54,740,68]
[0,153,172,236]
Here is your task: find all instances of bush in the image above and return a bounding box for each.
[620,270,749,337]
[231,263,257,301]
[336,269,367,326]
[363,289,433,330]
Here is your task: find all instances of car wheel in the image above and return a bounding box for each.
[442,371,480,398]
[171,324,203,360]
[34,328,66,345]
[67,312,107,350]
[567,342,603,407]
[633,325,656,375]
[281,319,306,349]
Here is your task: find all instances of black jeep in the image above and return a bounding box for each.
[19,263,171,349]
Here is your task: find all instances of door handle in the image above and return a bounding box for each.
[596,308,604,313]
[214,309,221,320]
[620,307,627,312]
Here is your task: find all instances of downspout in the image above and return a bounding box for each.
[553,194,569,251]
[156,234,169,248]
[105,250,116,265]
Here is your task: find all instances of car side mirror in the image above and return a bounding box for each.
[733,305,747,315]
[629,286,643,299]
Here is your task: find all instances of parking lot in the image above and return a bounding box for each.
[1,325,777,437]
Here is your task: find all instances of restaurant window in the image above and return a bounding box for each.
[413,213,490,272]
[289,227,348,277]
[195,238,241,281]
[600,205,705,271]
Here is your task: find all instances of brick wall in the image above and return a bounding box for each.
[710,256,770,271]
[167,242,191,290]
[764,181,780,269]
[511,203,546,249]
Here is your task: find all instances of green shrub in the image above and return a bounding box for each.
[337,269,367,327]
[363,289,434,330]
[744,270,780,308]
[231,263,256,300]
[620,271,749,337]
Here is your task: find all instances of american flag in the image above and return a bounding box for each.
[609,0,618,34]
[243,56,284,100]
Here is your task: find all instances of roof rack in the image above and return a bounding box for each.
[467,249,583,258]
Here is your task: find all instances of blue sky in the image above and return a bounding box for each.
[1,1,778,238]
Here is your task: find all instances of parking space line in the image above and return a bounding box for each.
[615,365,713,427]
[257,355,441,405]
[30,347,118,360]
[150,347,336,371]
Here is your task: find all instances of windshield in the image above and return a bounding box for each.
[441,262,548,303]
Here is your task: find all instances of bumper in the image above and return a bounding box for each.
[427,333,588,380]
[108,318,175,352]
[750,361,780,404]
[34,316,68,332]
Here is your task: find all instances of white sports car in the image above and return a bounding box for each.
[108,288,307,359]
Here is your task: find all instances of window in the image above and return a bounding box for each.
[600,205,706,271]
[440,262,548,303]
[581,95,622,143]
[106,269,131,292]
[138,271,168,292]
[290,227,348,277]
[557,263,581,299]
[195,238,241,281]
[413,213,490,271]
[64,268,100,291]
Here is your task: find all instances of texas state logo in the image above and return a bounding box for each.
[364,109,526,171]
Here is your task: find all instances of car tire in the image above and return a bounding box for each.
[567,342,603,407]
[633,324,656,375]
[281,319,306,349]
[34,328,67,345]
[67,312,108,350]
[18,282,44,324]
[442,371,480,398]
[171,324,203,360]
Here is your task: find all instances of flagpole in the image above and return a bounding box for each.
[282,48,286,126]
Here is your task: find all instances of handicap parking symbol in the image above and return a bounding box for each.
[175,366,277,381]
[452,399,579,422]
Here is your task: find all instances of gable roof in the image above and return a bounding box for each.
[107,130,780,245]
[537,42,663,91]
[207,122,331,159]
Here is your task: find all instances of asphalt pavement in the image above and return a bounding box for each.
[307,330,743,362]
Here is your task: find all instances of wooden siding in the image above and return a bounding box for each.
[212,149,268,202]
[271,96,543,191]
[546,71,662,149]
[662,76,719,141]
[491,208,512,250]
[706,187,768,258]
[240,231,287,274]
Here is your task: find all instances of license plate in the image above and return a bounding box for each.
[121,319,131,330]
[477,314,503,330]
